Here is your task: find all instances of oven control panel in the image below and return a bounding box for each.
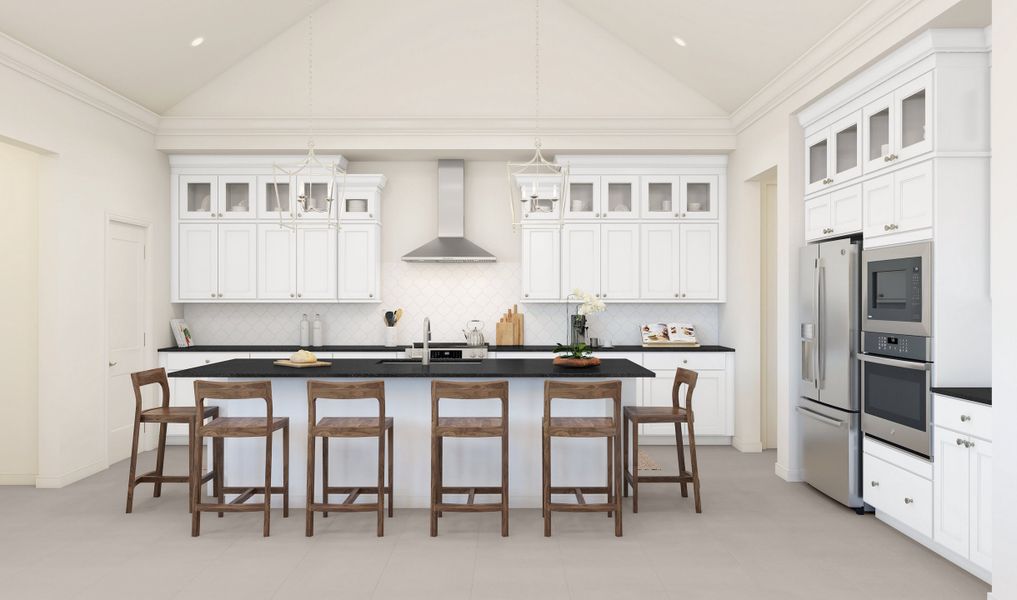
[862,332,930,362]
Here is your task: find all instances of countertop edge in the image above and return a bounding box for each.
[931,387,992,406]
[158,344,735,353]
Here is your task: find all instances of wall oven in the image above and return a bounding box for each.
[861,241,932,337]
[859,332,932,457]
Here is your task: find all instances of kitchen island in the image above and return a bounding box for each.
[169,358,654,508]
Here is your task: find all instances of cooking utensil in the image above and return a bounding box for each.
[394,308,404,324]
[463,320,485,346]
[384,310,395,327]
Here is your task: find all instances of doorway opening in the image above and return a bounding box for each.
[755,167,778,449]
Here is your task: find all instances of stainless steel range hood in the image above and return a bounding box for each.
[402,159,496,263]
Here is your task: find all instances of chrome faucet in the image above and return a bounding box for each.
[422,317,431,366]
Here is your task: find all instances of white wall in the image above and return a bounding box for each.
[0,141,40,484]
[991,2,1017,598]
[0,52,173,487]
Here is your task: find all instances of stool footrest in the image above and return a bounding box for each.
[624,472,694,484]
[195,503,264,513]
[548,501,615,513]
[134,472,189,485]
[438,486,504,495]
[549,486,609,495]
[324,486,392,494]
[308,501,380,513]
[435,502,503,513]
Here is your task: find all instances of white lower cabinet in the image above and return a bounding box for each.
[162,352,248,441]
[863,439,933,539]
[338,223,379,301]
[639,353,732,439]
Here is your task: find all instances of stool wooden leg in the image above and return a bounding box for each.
[501,431,509,537]
[606,436,613,518]
[377,430,385,537]
[542,429,551,537]
[187,419,196,514]
[322,437,329,518]
[632,425,640,514]
[387,424,394,518]
[306,433,315,537]
[430,432,439,537]
[675,421,688,498]
[153,422,168,498]
[214,438,224,517]
[263,430,273,537]
[613,429,623,537]
[688,420,702,514]
[125,415,141,514]
[283,425,290,519]
[436,437,443,518]
[191,428,202,537]
[622,416,629,499]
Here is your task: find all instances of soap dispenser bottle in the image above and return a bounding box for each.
[312,313,323,347]
[299,313,310,346]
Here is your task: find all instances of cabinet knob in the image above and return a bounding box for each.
[884,155,892,162]
[960,415,971,422]
[602,294,607,298]
[682,359,688,364]
[870,481,879,487]
[290,293,295,298]
[889,154,898,161]
[205,359,211,364]
[211,293,216,298]
[524,293,529,298]
[369,293,374,298]
[966,440,975,448]
[674,293,679,298]
[956,438,966,446]
[883,224,890,231]
[297,213,303,218]
[681,293,686,298]
[218,212,224,218]
[903,497,914,505]
[674,213,679,218]
[369,213,373,218]
[218,293,223,298]
[297,293,302,298]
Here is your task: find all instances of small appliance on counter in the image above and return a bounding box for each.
[406,342,489,361]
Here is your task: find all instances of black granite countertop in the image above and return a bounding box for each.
[158,344,734,353]
[167,358,655,379]
[931,387,992,406]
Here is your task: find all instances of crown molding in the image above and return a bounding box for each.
[0,32,159,134]
[729,0,933,134]
[154,115,736,152]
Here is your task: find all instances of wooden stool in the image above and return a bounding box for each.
[623,368,702,513]
[305,380,394,537]
[430,380,509,537]
[191,380,290,537]
[542,380,623,537]
[125,368,219,513]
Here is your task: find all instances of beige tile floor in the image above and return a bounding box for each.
[0,446,990,600]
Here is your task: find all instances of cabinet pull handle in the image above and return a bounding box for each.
[960,415,971,422]
[903,497,914,505]
[108,361,118,367]
[870,481,879,487]
[883,224,890,231]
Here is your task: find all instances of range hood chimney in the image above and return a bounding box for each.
[402,159,496,263]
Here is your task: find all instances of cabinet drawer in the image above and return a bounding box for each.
[641,352,726,371]
[934,395,992,441]
[165,352,247,371]
[864,451,933,538]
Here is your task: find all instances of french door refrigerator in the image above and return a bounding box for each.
[798,237,863,510]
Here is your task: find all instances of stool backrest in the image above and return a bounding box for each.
[130,368,171,417]
[431,380,509,423]
[307,380,386,429]
[193,380,273,432]
[543,380,622,422]
[672,368,699,416]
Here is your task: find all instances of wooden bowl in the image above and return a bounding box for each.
[553,356,601,368]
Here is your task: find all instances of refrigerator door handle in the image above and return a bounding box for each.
[796,405,844,428]
[817,264,825,389]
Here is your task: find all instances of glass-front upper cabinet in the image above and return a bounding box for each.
[863,94,894,173]
[805,131,830,196]
[178,175,217,219]
[338,184,379,220]
[863,71,933,173]
[257,175,295,219]
[563,176,600,219]
[600,175,639,219]
[296,175,335,220]
[805,112,862,196]
[217,176,256,219]
[517,175,563,220]
[680,175,719,220]
[640,176,681,220]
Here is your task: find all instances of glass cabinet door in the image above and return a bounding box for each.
[178,175,217,219]
[830,112,862,183]
[895,72,933,162]
[600,176,639,219]
[863,94,895,174]
[217,176,256,220]
[640,176,681,220]
[257,175,295,219]
[296,175,335,220]
[805,130,830,195]
[338,187,378,220]
[563,176,600,219]
[518,176,562,220]
[680,175,719,220]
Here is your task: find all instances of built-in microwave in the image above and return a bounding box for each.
[861,241,932,337]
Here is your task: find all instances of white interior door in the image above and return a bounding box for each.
[107,220,148,464]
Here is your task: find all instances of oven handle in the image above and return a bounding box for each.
[856,353,932,371]
[795,406,844,428]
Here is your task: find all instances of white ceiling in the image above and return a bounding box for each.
[562,0,870,113]
[0,0,327,113]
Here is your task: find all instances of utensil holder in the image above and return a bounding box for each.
[385,326,397,347]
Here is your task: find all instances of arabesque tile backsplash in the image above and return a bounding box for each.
[182,262,719,347]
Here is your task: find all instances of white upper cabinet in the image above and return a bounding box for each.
[521,226,560,300]
[257,176,295,219]
[804,195,833,241]
[295,175,335,220]
[601,176,639,219]
[895,72,934,163]
[640,224,680,300]
[338,185,380,221]
[563,176,600,220]
[178,175,218,220]
[177,223,218,300]
[517,176,563,221]
[680,175,719,220]
[600,224,640,300]
[862,172,895,238]
[862,93,896,174]
[297,228,338,299]
[337,223,379,301]
[257,225,296,300]
[805,185,863,242]
[561,224,600,298]
[805,113,862,196]
[640,176,681,220]
[217,224,257,300]
[217,176,257,220]
[805,130,830,196]
[679,223,719,300]
[863,160,933,240]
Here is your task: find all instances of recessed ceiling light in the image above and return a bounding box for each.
[672,35,687,47]
[190,37,204,47]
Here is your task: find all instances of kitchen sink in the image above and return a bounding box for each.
[375,359,483,365]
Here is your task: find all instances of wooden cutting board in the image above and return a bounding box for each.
[273,360,332,368]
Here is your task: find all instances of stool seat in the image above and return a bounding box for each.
[140,406,219,423]
[623,406,688,423]
[548,417,617,437]
[203,416,289,437]
[315,416,393,437]
[436,417,504,437]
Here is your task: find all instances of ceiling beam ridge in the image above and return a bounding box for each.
[0,31,159,134]
[729,0,927,133]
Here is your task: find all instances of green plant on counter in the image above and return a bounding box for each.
[553,342,594,359]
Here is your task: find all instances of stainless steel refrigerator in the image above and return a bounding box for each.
[798,237,863,510]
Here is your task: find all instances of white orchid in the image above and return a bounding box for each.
[572,288,606,316]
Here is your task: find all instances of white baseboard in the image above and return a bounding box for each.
[0,473,37,485]
[35,460,106,489]
[167,435,190,446]
[732,437,763,453]
[875,511,992,584]
[775,462,802,482]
